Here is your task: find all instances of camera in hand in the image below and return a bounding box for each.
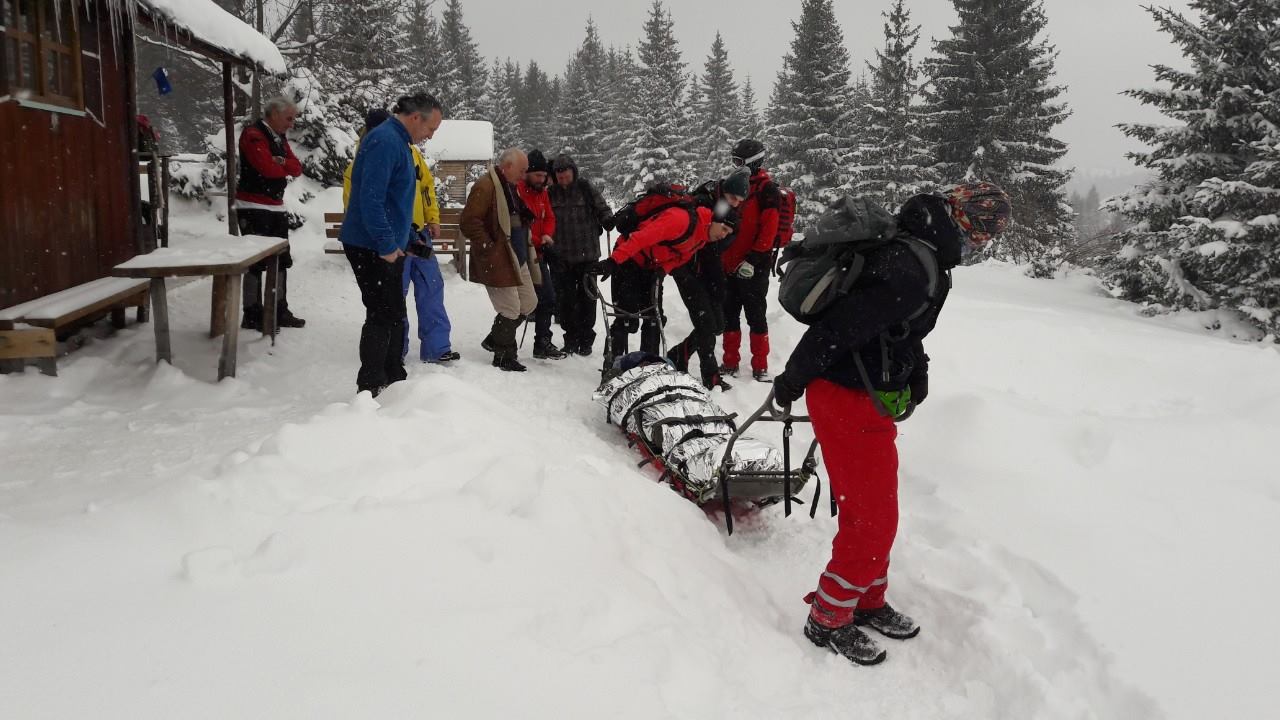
[407,227,434,259]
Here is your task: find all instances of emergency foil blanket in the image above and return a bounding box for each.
[592,363,794,503]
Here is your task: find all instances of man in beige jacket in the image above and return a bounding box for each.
[461,148,541,371]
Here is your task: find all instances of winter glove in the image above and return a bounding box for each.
[746,250,771,272]
[772,371,806,405]
[592,257,618,280]
[601,214,616,233]
[734,260,756,279]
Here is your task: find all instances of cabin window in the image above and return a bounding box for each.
[2,0,82,108]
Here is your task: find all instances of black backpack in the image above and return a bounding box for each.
[777,196,940,324]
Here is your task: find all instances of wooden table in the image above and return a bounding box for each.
[112,235,289,380]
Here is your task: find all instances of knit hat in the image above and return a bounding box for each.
[364,108,391,134]
[527,149,550,174]
[722,168,751,199]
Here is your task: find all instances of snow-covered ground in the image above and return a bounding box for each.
[2,192,1276,719]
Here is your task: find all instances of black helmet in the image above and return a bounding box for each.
[731,139,766,171]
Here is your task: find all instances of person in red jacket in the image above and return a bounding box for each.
[593,201,735,387]
[235,96,305,330]
[719,139,782,381]
[516,150,564,360]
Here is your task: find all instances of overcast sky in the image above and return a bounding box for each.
[459,0,1196,186]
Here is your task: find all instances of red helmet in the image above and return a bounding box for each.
[945,182,1012,249]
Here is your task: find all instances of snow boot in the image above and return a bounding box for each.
[804,617,886,666]
[493,353,527,372]
[854,604,920,640]
[277,307,306,328]
[753,369,772,383]
[533,341,568,360]
[750,332,770,378]
[240,306,263,331]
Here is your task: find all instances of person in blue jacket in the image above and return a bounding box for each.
[340,93,444,396]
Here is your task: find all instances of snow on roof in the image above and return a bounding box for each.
[421,120,495,162]
[136,0,287,75]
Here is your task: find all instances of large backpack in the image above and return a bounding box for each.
[777,195,940,325]
[613,183,696,236]
[774,186,797,248]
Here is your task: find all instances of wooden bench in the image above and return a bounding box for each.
[0,277,150,376]
[324,208,468,279]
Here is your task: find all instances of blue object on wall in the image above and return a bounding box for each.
[152,67,173,95]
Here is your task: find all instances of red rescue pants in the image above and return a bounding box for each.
[805,379,900,628]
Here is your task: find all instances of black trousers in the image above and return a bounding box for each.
[551,260,599,350]
[237,208,294,313]
[344,244,408,393]
[723,261,770,335]
[667,263,721,384]
[607,261,661,364]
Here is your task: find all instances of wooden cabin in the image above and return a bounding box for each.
[421,119,495,207]
[0,0,282,315]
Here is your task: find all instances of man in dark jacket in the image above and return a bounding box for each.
[772,182,1012,667]
[235,96,304,330]
[340,93,444,396]
[547,154,614,356]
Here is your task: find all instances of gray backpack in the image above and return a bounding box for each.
[777,196,939,324]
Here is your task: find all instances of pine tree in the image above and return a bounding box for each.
[854,0,936,208]
[517,61,557,154]
[622,1,696,193]
[555,19,610,174]
[319,0,410,123]
[601,46,641,200]
[481,58,523,150]
[403,0,454,103]
[767,0,859,227]
[922,0,1073,268]
[1103,0,1280,337]
[438,0,487,119]
[738,75,763,142]
[690,32,742,180]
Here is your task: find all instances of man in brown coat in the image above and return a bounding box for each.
[462,148,541,371]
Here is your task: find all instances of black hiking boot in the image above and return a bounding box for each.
[804,617,887,666]
[703,373,733,392]
[533,341,568,360]
[493,354,527,372]
[854,604,920,640]
[753,369,771,383]
[719,363,739,377]
[429,350,461,363]
[277,308,306,328]
[240,307,263,331]
[575,341,593,357]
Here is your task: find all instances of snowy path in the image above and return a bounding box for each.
[3,201,1276,718]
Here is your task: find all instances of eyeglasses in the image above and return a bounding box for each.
[731,157,745,167]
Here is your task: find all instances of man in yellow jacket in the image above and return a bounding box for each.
[344,109,458,363]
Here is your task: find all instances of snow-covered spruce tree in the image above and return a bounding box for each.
[318,0,409,124]
[690,32,742,181]
[621,1,697,193]
[921,0,1073,271]
[480,58,523,150]
[1103,1,1280,338]
[738,76,763,145]
[601,46,642,200]
[438,0,487,119]
[403,0,456,105]
[767,0,860,228]
[517,61,558,155]
[854,0,936,208]
[555,19,610,174]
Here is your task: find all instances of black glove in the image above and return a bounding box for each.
[601,214,616,233]
[592,257,618,280]
[746,250,771,271]
[772,371,806,405]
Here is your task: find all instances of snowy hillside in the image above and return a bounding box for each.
[2,194,1277,719]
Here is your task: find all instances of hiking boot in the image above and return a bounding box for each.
[533,341,568,360]
[429,350,461,363]
[277,309,306,328]
[753,369,772,383]
[240,308,263,331]
[481,335,496,353]
[493,354,527,372]
[804,617,887,666]
[575,342,593,357]
[854,604,920,640]
[703,373,733,392]
[719,363,739,377]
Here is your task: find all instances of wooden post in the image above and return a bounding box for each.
[219,274,243,380]
[210,275,228,338]
[160,155,172,248]
[150,278,172,365]
[223,62,239,237]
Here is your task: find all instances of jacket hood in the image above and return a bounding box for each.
[897,193,965,270]
[551,153,579,182]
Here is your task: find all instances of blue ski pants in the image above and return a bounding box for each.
[402,254,453,361]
